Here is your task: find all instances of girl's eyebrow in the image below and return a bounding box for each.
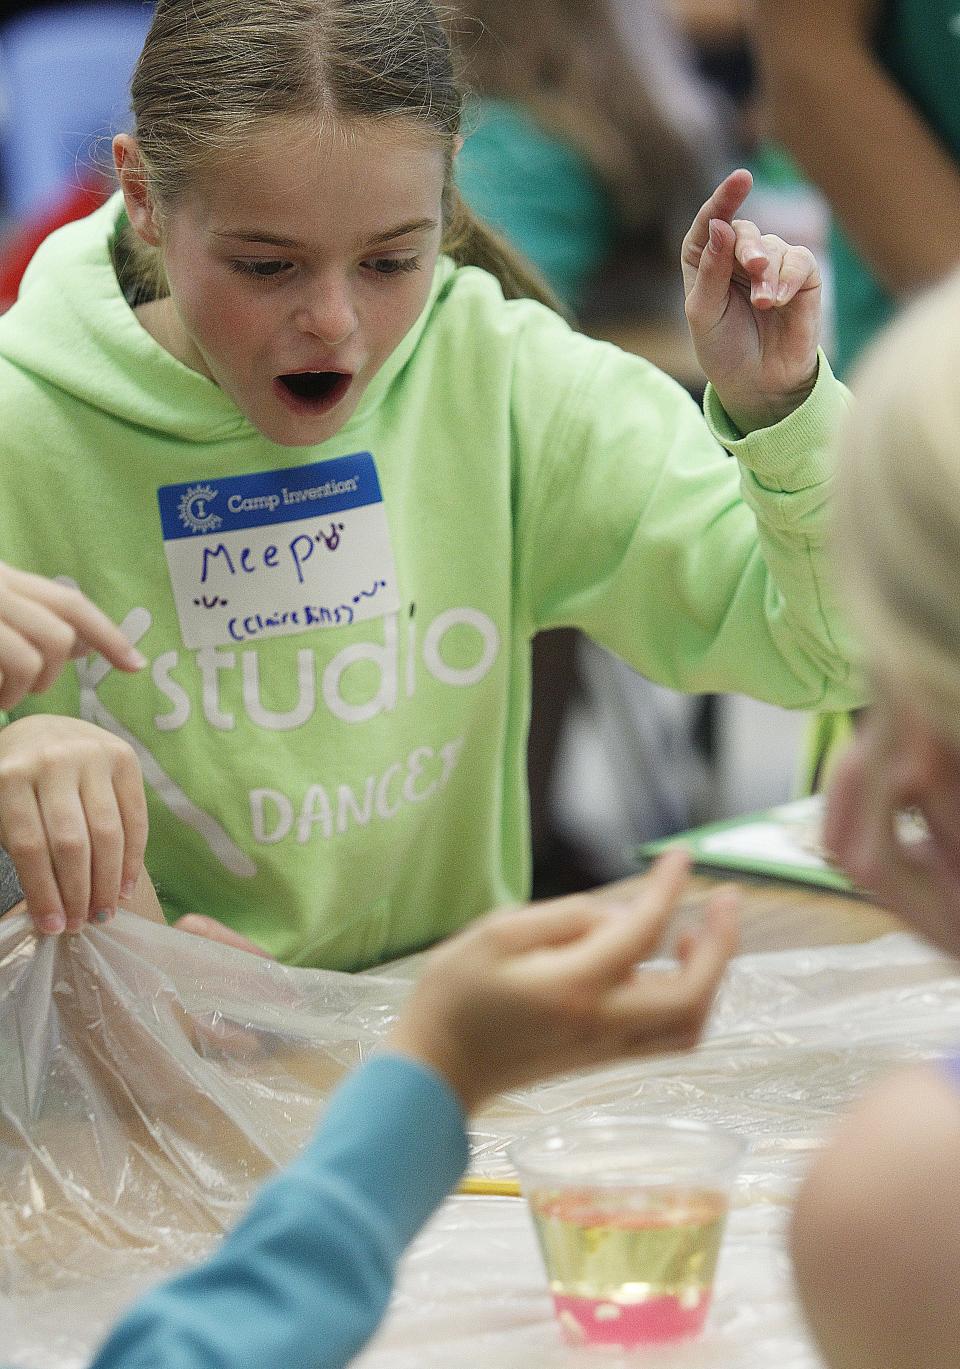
[365,217,438,246]
[212,218,439,249]
[212,230,302,246]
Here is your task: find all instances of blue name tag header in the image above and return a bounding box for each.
[158,452,382,541]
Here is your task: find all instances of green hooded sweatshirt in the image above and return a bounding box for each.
[0,197,862,968]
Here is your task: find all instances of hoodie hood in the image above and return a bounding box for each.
[0,193,455,447]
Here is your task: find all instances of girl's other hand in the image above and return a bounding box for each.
[0,715,148,936]
[0,561,145,710]
[387,850,738,1113]
[681,169,822,435]
[173,912,274,959]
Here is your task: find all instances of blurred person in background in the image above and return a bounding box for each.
[755,0,960,379]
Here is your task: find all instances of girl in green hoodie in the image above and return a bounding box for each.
[0,0,863,966]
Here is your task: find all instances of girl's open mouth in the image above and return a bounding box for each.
[274,371,352,414]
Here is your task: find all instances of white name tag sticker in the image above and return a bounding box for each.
[158,453,401,648]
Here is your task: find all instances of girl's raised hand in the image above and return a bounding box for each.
[0,715,148,936]
[387,850,738,1113]
[0,561,145,710]
[682,169,822,435]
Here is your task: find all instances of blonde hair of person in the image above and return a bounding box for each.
[116,0,559,312]
[835,266,960,745]
[446,0,706,240]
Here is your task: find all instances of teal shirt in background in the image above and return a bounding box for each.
[456,97,616,308]
[832,0,960,375]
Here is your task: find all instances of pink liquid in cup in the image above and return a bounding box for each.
[530,1186,728,1348]
[553,1289,713,1347]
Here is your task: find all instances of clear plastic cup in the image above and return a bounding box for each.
[509,1117,745,1349]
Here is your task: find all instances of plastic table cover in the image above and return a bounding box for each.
[3,908,960,1369]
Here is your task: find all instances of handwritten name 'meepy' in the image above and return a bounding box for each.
[200,521,346,588]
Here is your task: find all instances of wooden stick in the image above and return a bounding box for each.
[457,1175,522,1197]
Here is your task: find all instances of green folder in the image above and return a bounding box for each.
[638,795,855,893]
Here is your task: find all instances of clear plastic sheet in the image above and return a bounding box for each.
[4,910,960,1368]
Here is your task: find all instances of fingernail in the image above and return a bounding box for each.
[708,219,723,252]
[127,648,148,670]
[92,909,114,925]
[754,282,774,300]
[39,912,66,935]
[776,283,790,303]
[120,878,137,902]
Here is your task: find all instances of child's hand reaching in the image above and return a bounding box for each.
[387,850,738,1113]
[0,715,148,935]
[682,168,822,435]
[0,561,145,710]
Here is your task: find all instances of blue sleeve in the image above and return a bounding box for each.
[88,1053,469,1369]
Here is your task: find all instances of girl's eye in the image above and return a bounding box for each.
[230,259,291,279]
[366,256,421,277]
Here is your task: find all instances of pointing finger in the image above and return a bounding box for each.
[682,168,754,273]
[47,585,147,673]
[1,565,146,674]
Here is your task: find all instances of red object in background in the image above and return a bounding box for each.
[0,178,109,312]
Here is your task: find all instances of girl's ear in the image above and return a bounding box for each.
[113,133,161,246]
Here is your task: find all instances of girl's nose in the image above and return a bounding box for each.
[294,279,358,346]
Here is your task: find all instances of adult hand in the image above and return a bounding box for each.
[387,849,738,1113]
[825,707,960,957]
[0,561,145,710]
[0,715,148,936]
[682,168,822,434]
